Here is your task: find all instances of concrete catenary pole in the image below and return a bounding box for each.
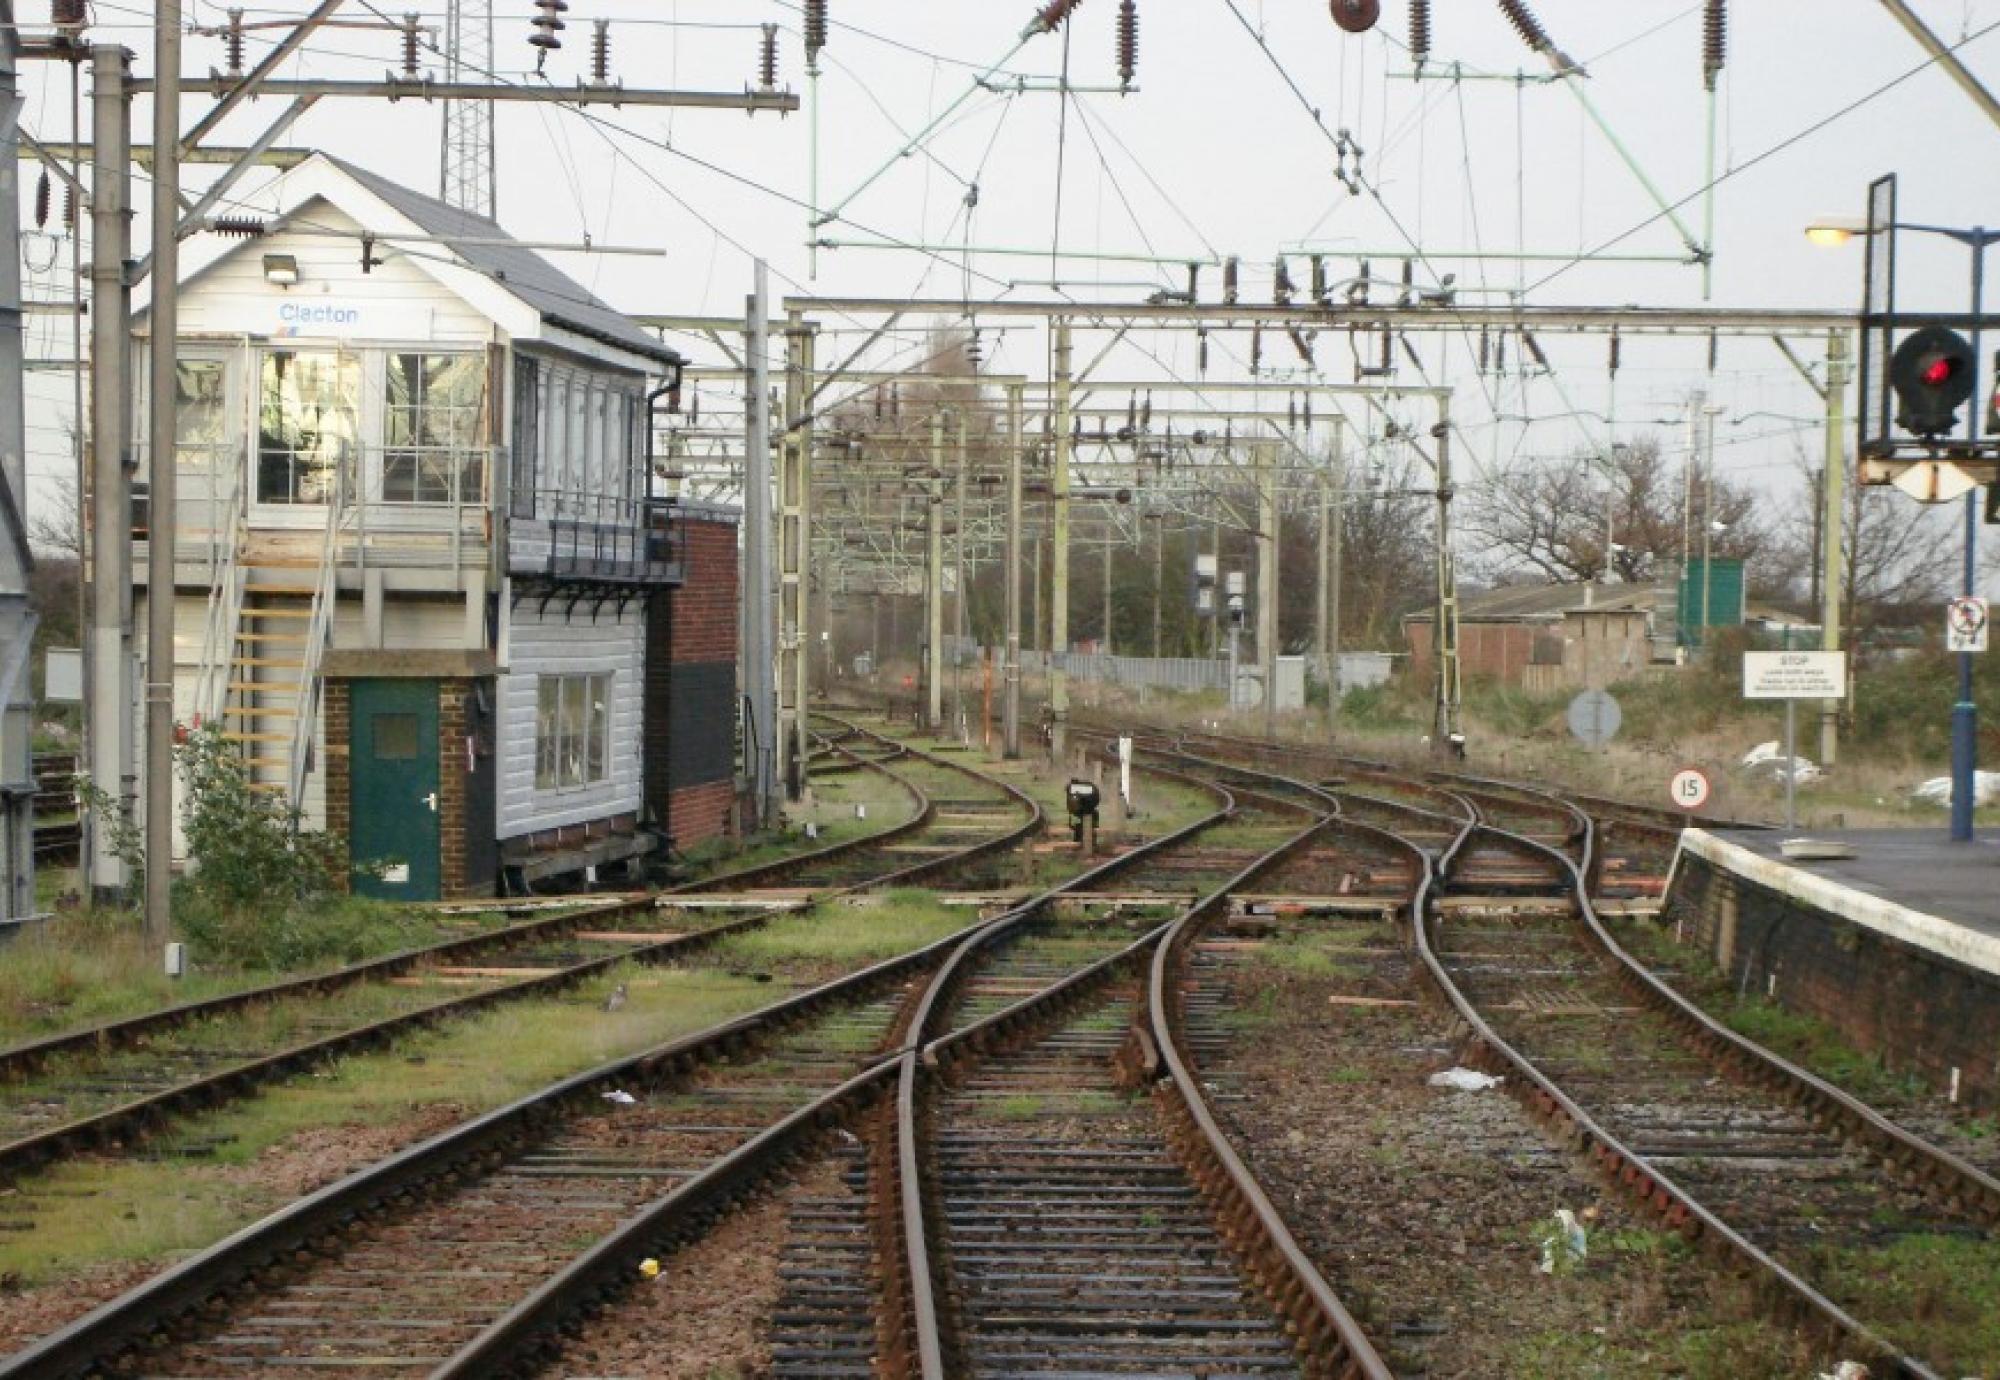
[1003,383,1022,758]
[1432,395,1462,752]
[144,1,183,944]
[89,45,134,901]
[1150,514,1163,659]
[953,412,967,734]
[925,413,944,733]
[0,1,37,922]
[1049,322,1072,760]
[1101,516,1113,656]
[1327,419,1345,739]
[782,317,814,794]
[1256,442,1279,741]
[1316,466,1331,693]
[743,264,775,826]
[1820,329,1849,767]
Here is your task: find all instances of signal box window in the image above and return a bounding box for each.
[175,360,230,465]
[535,673,611,790]
[257,350,359,504]
[384,352,487,504]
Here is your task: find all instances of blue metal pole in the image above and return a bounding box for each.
[1949,231,1984,842]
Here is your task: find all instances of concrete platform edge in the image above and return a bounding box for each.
[1678,828,2000,978]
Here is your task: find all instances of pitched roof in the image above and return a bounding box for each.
[1407,581,1672,623]
[318,154,679,367]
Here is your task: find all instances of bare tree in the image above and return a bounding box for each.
[1781,451,1959,630]
[1465,437,1770,588]
[29,474,80,558]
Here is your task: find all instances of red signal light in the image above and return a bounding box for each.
[1922,355,1959,388]
[1891,325,1978,438]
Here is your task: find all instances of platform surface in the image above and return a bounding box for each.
[1708,827,2000,941]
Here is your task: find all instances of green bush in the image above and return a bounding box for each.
[1339,681,1420,729]
[173,724,407,969]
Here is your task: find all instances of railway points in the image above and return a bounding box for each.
[5,4,1999,1375]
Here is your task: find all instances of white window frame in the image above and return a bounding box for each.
[534,671,611,791]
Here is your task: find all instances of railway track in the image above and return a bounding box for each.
[1098,720,1697,901]
[0,735,1244,1377]
[875,751,1391,1379]
[0,719,1026,1185]
[1172,731,1998,1376]
[1419,800,2000,1379]
[1094,725,2000,1373]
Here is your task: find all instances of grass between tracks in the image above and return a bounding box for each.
[680,764,922,875]
[0,895,971,1292]
[1615,915,2000,1371]
[0,899,535,1048]
[2,767,927,1051]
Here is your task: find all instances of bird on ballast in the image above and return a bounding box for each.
[602,982,628,1013]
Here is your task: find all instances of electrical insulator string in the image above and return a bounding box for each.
[1033,0,1083,36]
[225,7,247,75]
[1494,0,1553,56]
[804,0,828,64]
[529,0,568,70]
[1116,0,1138,91]
[759,23,780,90]
[591,19,611,84]
[1702,0,1727,90]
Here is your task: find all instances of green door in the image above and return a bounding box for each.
[349,680,441,901]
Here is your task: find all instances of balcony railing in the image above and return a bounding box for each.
[135,445,495,575]
[520,492,683,587]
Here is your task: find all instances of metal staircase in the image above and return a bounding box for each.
[199,467,343,810]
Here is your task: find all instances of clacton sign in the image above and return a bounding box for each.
[1742,651,1846,700]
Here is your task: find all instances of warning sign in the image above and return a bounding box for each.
[1742,651,1846,700]
[1947,596,1989,654]
[1669,767,1711,812]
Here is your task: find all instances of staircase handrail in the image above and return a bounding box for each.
[192,447,247,731]
[287,453,348,811]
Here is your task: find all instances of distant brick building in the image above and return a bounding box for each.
[1405,582,1674,691]
[646,503,740,850]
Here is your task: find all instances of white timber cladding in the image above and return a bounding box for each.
[498,601,644,838]
[170,204,495,343]
[131,153,676,862]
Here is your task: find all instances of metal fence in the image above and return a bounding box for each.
[1011,649,1230,693]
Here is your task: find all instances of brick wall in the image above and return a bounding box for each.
[1665,855,2000,1108]
[673,517,740,663]
[437,680,471,899]
[669,780,736,849]
[324,679,351,893]
[644,511,740,850]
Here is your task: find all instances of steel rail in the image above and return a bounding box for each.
[0,732,969,1181]
[890,765,1240,1377]
[1127,732,1999,1377]
[435,762,1237,1377]
[1415,809,1949,1378]
[0,726,916,1084]
[670,721,938,893]
[1140,805,1397,1380]
[895,746,1390,1377]
[15,747,1200,1379]
[0,912,1007,1380]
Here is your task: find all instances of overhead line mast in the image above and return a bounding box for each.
[442,0,497,217]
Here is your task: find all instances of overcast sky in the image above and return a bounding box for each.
[18,1,2000,592]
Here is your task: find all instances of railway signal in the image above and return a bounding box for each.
[1889,324,1978,439]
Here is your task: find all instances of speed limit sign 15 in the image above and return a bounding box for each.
[1670,767,1711,812]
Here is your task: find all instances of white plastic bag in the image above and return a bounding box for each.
[1428,1067,1503,1092]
